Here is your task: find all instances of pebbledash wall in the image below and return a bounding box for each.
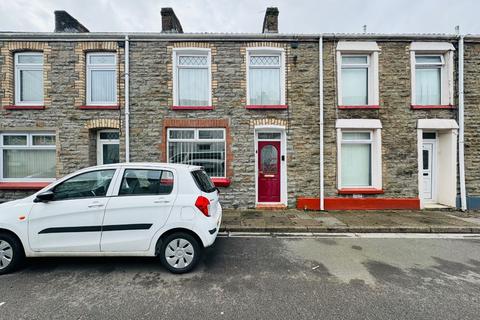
[1,9,480,210]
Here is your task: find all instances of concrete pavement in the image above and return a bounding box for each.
[1,235,479,319]
[220,209,480,233]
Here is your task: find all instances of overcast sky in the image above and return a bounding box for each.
[0,0,478,34]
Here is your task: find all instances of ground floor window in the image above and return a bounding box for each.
[97,130,119,165]
[167,128,226,178]
[0,132,56,181]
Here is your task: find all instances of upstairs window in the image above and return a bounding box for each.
[15,52,44,105]
[173,49,211,106]
[247,49,285,105]
[0,132,56,181]
[410,42,454,107]
[414,55,443,105]
[341,55,369,105]
[167,128,225,178]
[86,53,117,105]
[336,42,380,108]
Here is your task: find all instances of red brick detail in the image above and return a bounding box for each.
[211,178,231,187]
[4,105,45,110]
[161,118,233,180]
[171,105,215,110]
[245,105,288,110]
[79,105,120,110]
[296,197,420,210]
[338,188,384,195]
[338,105,380,110]
[0,182,50,190]
[410,105,455,110]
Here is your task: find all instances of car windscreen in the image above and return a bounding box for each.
[191,169,216,193]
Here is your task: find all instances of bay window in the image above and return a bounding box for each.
[336,119,382,191]
[173,49,211,106]
[0,132,56,181]
[15,52,44,105]
[86,53,117,105]
[247,49,285,106]
[167,128,225,178]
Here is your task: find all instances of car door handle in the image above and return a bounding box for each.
[154,200,170,204]
[88,203,105,208]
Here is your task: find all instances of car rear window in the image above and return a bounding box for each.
[191,170,216,193]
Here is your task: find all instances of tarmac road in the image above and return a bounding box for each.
[1,234,479,319]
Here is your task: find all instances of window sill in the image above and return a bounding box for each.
[338,188,384,195]
[0,182,50,190]
[79,105,120,110]
[211,178,231,187]
[338,105,380,110]
[245,105,288,110]
[4,105,45,110]
[411,105,455,110]
[171,105,215,110]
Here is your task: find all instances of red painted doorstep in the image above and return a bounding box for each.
[171,105,215,110]
[338,105,380,110]
[338,188,384,195]
[0,182,50,190]
[4,105,45,110]
[297,197,420,210]
[245,105,288,110]
[410,105,455,110]
[211,178,231,187]
[79,105,120,110]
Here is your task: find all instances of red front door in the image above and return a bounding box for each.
[258,141,281,203]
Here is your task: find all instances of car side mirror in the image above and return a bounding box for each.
[34,190,54,203]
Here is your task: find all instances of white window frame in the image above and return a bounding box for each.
[410,42,454,106]
[14,52,44,106]
[0,132,56,182]
[172,48,212,107]
[336,42,380,106]
[86,52,118,106]
[167,128,226,178]
[336,119,382,190]
[97,130,120,165]
[246,47,286,105]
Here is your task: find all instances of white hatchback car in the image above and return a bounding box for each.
[0,163,222,274]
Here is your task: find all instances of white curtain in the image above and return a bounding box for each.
[341,144,371,186]
[249,68,281,105]
[178,68,209,106]
[342,68,368,105]
[20,70,43,102]
[169,141,225,177]
[3,149,55,179]
[416,68,441,105]
[91,70,116,103]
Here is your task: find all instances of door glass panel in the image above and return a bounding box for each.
[423,149,429,170]
[102,144,119,164]
[261,145,278,175]
[99,132,119,140]
[258,132,281,140]
[119,169,173,195]
[53,169,115,201]
[422,132,436,140]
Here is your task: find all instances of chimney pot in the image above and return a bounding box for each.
[161,8,184,33]
[262,7,279,33]
[54,10,89,33]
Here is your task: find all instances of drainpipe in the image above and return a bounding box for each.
[319,35,325,210]
[124,35,130,163]
[458,34,467,211]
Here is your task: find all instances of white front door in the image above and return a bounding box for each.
[422,142,435,201]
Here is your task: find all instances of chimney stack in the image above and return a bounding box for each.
[262,7,279,33]
[54,10,89,33]
[161,8,183,33]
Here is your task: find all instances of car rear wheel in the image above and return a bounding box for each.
[0,233,24,275]
[160,232,201,274]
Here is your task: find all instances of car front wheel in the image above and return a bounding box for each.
[0,233,24,275]
[159,232,201,274]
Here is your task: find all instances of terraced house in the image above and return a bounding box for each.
[0,8,479,210]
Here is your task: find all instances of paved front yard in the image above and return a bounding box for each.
[220,209,480,233]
